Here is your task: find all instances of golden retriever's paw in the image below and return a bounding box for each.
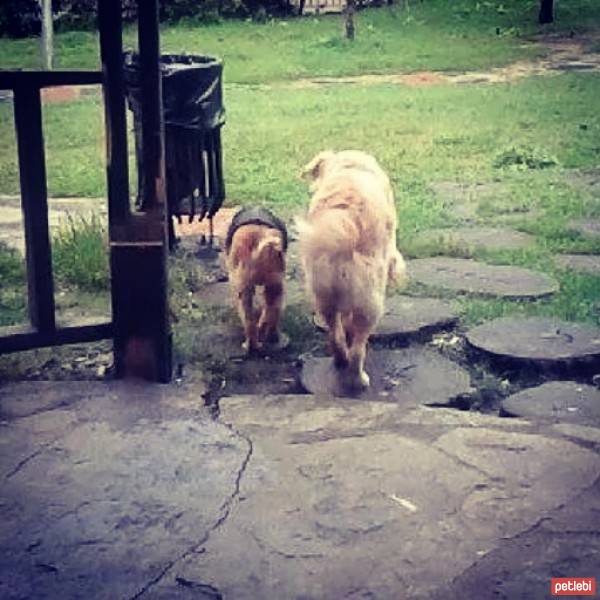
[355,370,371,390]
[341,369,370,392]
[242,339,262,355]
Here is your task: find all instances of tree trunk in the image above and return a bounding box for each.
[40,0,53,70]
[345,0,356,40]
[539,0,554,24]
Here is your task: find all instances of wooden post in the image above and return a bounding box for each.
[40,0,53,70]
[13,84,56,334]
[98,0,171,382]
[539,0,554,24]
[345,0,356,40]
[98,0,130,228]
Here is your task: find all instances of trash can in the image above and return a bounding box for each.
[124,52,226,246]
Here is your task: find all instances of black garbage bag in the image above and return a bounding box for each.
[124,52,226,226]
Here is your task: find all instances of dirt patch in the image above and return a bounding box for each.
[290,33,600,89]
[41,87,81,104]
[0,195,107,253]
[174,206,240,242]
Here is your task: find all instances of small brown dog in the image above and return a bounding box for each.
[225,207,288,353]
[297,150,406,390]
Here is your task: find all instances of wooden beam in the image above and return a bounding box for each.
[13,84,56,334]
[138,0,166,212]
[0,71,102,90]
[97,0,171,382]
[0,321,112,354]
[98,0,129,226]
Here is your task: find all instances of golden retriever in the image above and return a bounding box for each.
[225,207,287,353]
[297,150,406,390]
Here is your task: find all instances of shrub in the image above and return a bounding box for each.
[0,0,40,38]
[0,0,294,36]
[493,146,559,170]
[52,214,109,291]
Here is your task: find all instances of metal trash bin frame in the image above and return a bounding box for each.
[124,52,226,247]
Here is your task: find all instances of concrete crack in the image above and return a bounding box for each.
[176,576,222,598]
[127,422,253,600]
[248,530,324,560]
[432,445,491,480]
[4,425,78,481]
[5,446,48,480]
[499,515,551,541]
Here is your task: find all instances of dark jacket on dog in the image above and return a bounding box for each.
[225,207,288,253]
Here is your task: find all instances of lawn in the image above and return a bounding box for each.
[2,0,600,81]
[0,0,599,359]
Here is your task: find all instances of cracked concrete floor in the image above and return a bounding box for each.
[1,381,599,599]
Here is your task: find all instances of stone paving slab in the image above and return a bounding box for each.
[146,393,600,599]
[413,227,534,252]
[466,317,600,364]
[408,257,559,298]
[567,219,600,239]
[300,347,473,403]
[501,381,600,426]
[1,383,599,599]
[431,477,600,600]
[0,381,248,600]
[313,295,458,342]
[555,253,600,275]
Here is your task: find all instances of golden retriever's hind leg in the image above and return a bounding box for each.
[258,282,284,344]
[321,308,349,369]
[347,314,373,390]
[239,287,260,353]
[343,312,354,348]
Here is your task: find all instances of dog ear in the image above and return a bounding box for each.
[301,150,335,181]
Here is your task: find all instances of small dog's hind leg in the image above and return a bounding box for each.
[239,287,260,352]
[259,282,284,344]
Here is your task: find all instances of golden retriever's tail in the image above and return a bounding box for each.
[295,210,359,259]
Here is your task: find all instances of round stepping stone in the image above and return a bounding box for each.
[408,258,558,298]
[466,317,600,365]
[300,347,472,403]
[501,382,600,426]
[414,227,534,252]
[555,254,600,276]
[567,219,600,239]
[313,295,458,342]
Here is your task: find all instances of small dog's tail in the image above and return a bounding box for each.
[252,233,285,271]
[295,209,359,259]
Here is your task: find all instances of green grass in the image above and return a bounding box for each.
[2,0,600,82]
[0,242,26,326]
[52,214,109,291]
